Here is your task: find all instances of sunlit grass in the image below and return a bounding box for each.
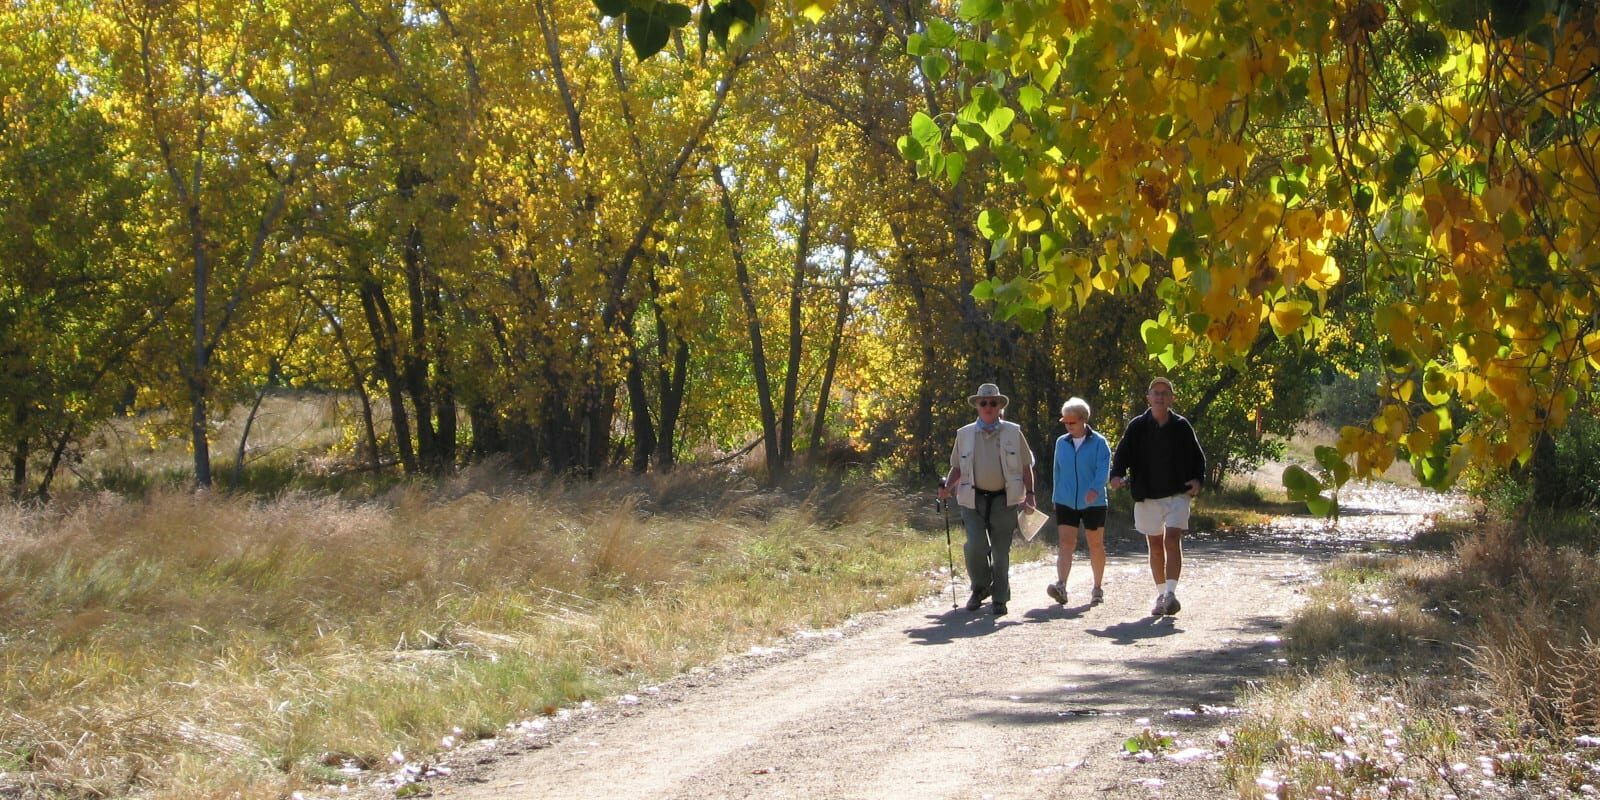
[0,467,954,799]
[1223,524,1600,798]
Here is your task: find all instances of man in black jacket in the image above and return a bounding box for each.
[1109,377,1206,617]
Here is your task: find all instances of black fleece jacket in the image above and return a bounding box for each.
[1109,409,1206,502]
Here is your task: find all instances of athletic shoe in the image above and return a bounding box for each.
[992,602,1008,616]
[1090,586,1104,605]
[1151,592,1169,616]
[966,587,991,611]
[1164,593,1181,615]
[1046,582,1067,605]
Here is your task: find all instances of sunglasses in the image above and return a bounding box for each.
[976,399,1002,407]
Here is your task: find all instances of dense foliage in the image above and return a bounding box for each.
[903,0,1600,508]
[1,0,1353,498]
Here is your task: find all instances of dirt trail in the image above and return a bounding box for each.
[384,483,1461,800]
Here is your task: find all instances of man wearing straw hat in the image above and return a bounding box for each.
[936,383,1037,616]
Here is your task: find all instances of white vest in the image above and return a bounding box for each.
[953,421,1029,509]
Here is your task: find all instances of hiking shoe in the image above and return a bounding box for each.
[1164,593,1181,615]
[1090,586,1104,605]
[1151,593,1170,616]
[1046,582,1067,605]
[966,587,991,611]
[992,602,1008,616]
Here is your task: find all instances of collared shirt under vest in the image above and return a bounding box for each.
[949,419,1034,509]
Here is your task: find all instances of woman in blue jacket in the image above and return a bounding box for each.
[1048,397,1111,606]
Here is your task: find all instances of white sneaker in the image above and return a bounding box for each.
[1046,582,1067,605]
[1090,586,1104,604]
[1151,592,1169,616]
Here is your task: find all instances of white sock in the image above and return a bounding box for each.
[1165,579,1177,595]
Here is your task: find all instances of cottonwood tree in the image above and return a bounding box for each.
[901,0,1600,507]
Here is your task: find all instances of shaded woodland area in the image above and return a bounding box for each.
[1,0,1328,498]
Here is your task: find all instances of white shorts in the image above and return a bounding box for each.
[1133,495,1192,536]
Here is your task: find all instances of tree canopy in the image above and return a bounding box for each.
[0,0,1468,501]
[902,0,1600,505]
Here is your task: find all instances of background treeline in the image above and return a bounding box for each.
[0,0,1339,498]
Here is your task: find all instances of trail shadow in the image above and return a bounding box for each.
[1086,616,1183,645]
[1020,603,1092,623]
[968,623,1289,729]
[905,608,1014,644]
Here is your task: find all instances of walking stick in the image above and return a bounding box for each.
[937,482,958,609]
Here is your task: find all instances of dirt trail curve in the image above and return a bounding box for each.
[393,483,1462,800]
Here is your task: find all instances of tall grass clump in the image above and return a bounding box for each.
[0,466,948,799]
[1224,519,1600,799]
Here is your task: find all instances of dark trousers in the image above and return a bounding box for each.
[958,491,1018,603]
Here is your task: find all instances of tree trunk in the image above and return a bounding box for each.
[307,288,383,470]
[189,186,213,489]
[810,233,856,454]
[359,278,418,473]
[657,335,688,470]
[10,437,26,501]
[714,164,781,483]
[650,263,687,471]
[780,145,820,467]
[625,342,657,473]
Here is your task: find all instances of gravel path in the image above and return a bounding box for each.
[371,482,1461,800]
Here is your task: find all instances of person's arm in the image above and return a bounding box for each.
[1089,434,1111,503]
[1020,430,1037,510]
[1108,418,1135,489]
[1184,418,1206,495]
[1052,436,1068,506]
[939,465,963,500]
[938,435,962,500]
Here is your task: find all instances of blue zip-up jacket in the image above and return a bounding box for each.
[1052,426,1111,510]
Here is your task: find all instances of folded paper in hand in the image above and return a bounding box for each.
[1018,506,1051,542]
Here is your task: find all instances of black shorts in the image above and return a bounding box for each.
[1055,505,1107,529]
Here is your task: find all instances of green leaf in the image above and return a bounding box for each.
[921,53,951,82]
[594,0,629,17]
[660,1,692,26]
[958,0,1004,22]
[906,33,929,57]
[1282,464,1323,495]
[1304,495,1334,518]
[959,39,989,69]
[1140,319,1171,353]
[977,208,1009,239]
[971,279,996,300]
[1489,0,1545,37]
[896,134,926,161]
[945,151,966,184]
[625,7,676,59]
[1313,445,1344,477]
[983,106,1016,141]
[1018,85,1043,115]
[989,235,1012,260]
[926,19,958,48]
[1353,183,1374,214]
[911,111,941,147]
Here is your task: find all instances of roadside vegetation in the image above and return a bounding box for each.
[1,446,1036,798]
[1218,418,1600,798]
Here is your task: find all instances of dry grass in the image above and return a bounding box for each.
[1224,523,1600,798]
[0,466,948,799]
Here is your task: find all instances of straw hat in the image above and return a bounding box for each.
[967,383,1009,408]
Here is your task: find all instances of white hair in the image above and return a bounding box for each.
[1060,397,1091,420]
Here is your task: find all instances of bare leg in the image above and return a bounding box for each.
[1056,524,1078,584]
[1163,526,1184,580]
[1146,533,1167,585]
[1084,528,1106,588]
